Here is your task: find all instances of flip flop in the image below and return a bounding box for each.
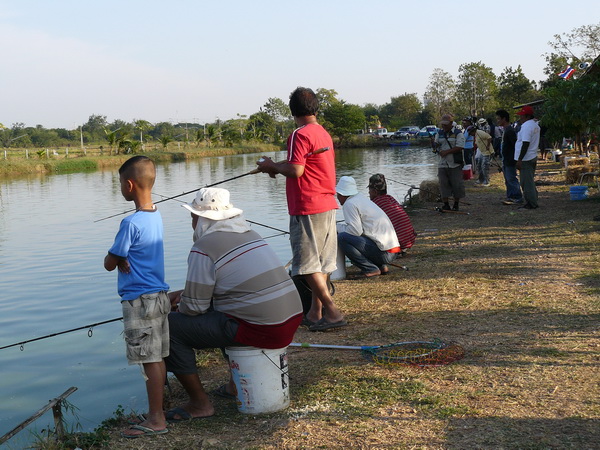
[309,318,348,332]
[212,384,237,400]
[127,413,147,425]
[166,406,212,423]
[121,424,168,438]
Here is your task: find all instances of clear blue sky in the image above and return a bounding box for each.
[0,0,597,129]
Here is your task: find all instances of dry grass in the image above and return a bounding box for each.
[98,160,599,449]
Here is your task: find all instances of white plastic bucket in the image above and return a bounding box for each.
[225,346,290,414]
[330,245,346,280]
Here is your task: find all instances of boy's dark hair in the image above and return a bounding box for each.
[496,109,510,122]
[119,156,156,189]
[289,87,319,117]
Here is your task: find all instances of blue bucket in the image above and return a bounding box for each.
[570,185,588,201]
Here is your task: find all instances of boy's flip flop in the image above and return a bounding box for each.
[121,424,168,438]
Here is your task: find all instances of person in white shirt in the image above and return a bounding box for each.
[514,106,540,209]
[335,176,400,278]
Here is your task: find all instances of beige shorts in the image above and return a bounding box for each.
[122,291,170,365]
[289,210,337,277]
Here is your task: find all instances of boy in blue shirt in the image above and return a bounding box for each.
[104,156,170,438]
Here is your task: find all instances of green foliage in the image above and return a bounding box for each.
[456,61,498,117]
[541,70,600,145]
[424,68,456,118]
[379,93,422,130]
[497,65,538,109]
[322,102,365,143]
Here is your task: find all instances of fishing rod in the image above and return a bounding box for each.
[94,169,261,223]
[0,317,123,351]
[94,147,330,223]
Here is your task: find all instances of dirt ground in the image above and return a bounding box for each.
[99,160,599,449]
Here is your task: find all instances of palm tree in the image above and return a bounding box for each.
[160,135,172,151]
[134,119,152,151]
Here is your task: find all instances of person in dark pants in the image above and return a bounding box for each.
[514,106,540,209]
[496,109,523,205]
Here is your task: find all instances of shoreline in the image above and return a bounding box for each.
[0,144,282,178]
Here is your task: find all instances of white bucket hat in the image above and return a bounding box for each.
[182,187,243,220]
[336,176,358,196]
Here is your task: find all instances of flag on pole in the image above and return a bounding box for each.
[557,66,575,79]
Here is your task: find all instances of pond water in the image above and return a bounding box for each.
[0,144,437,446]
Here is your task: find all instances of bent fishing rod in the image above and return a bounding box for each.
[94,147,330,223]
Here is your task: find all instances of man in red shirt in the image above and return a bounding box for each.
[257,87,346,331]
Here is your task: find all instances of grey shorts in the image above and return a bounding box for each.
[289,210,337,277]
[165,310,240,375]
[438,167,465,199]
[122,291,170,365]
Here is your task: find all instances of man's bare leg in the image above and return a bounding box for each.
[303,272,344,323]
[168,373,215,420]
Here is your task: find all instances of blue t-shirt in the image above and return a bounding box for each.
[463,130,474,150]
[108,209,169,300]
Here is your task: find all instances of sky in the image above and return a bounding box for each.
[0,0,597,129]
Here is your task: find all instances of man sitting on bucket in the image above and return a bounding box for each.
[336,176,401,278]
[164,187,302,422]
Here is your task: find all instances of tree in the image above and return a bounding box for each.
[246,112,276,142]
[541,69,600,151]
[424,68,456,119]
[379,93,422,129]
[322,101,365,144]
[315,88,340,113]
[542,22,600,88]
[134,119,152,150]
[456,62,498,118]
[82,114,108,142]
[496,65,539,108]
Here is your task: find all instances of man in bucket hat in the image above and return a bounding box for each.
[434,114,466,211]
[163,188,302,422]
[336,176,400,278]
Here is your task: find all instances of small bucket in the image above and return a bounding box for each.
[570,185,588,201]
[552,149,562,162]
[225,346,289,414]
[462,164,473,180]
[330,245,346,280]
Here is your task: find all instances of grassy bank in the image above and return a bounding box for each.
[38,161,600,449]
[0,143,281,177]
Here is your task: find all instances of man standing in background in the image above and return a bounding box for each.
[514,106,540,209]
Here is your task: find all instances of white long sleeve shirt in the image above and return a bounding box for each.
[338,194,400,251]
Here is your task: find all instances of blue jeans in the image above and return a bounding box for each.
[337,232,396,274]
[477,155,491,184]
[463,148,474,167]
[503,163,522,201]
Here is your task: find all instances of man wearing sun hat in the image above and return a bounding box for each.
[163,187,303,422]
[336,176,400,278]
[514,105,540,209]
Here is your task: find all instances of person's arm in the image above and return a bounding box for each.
[104,253,130,273]
[516,142,530,169]
[440,131,465,157]
[256,157,305,178]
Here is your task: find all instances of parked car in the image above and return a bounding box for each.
[396,126,420,137]
[372,128,395,138]
[392,130,410,139]
[417,125,438,137]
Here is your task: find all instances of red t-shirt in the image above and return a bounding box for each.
[372,195,416,250]
[285,124,338,216]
